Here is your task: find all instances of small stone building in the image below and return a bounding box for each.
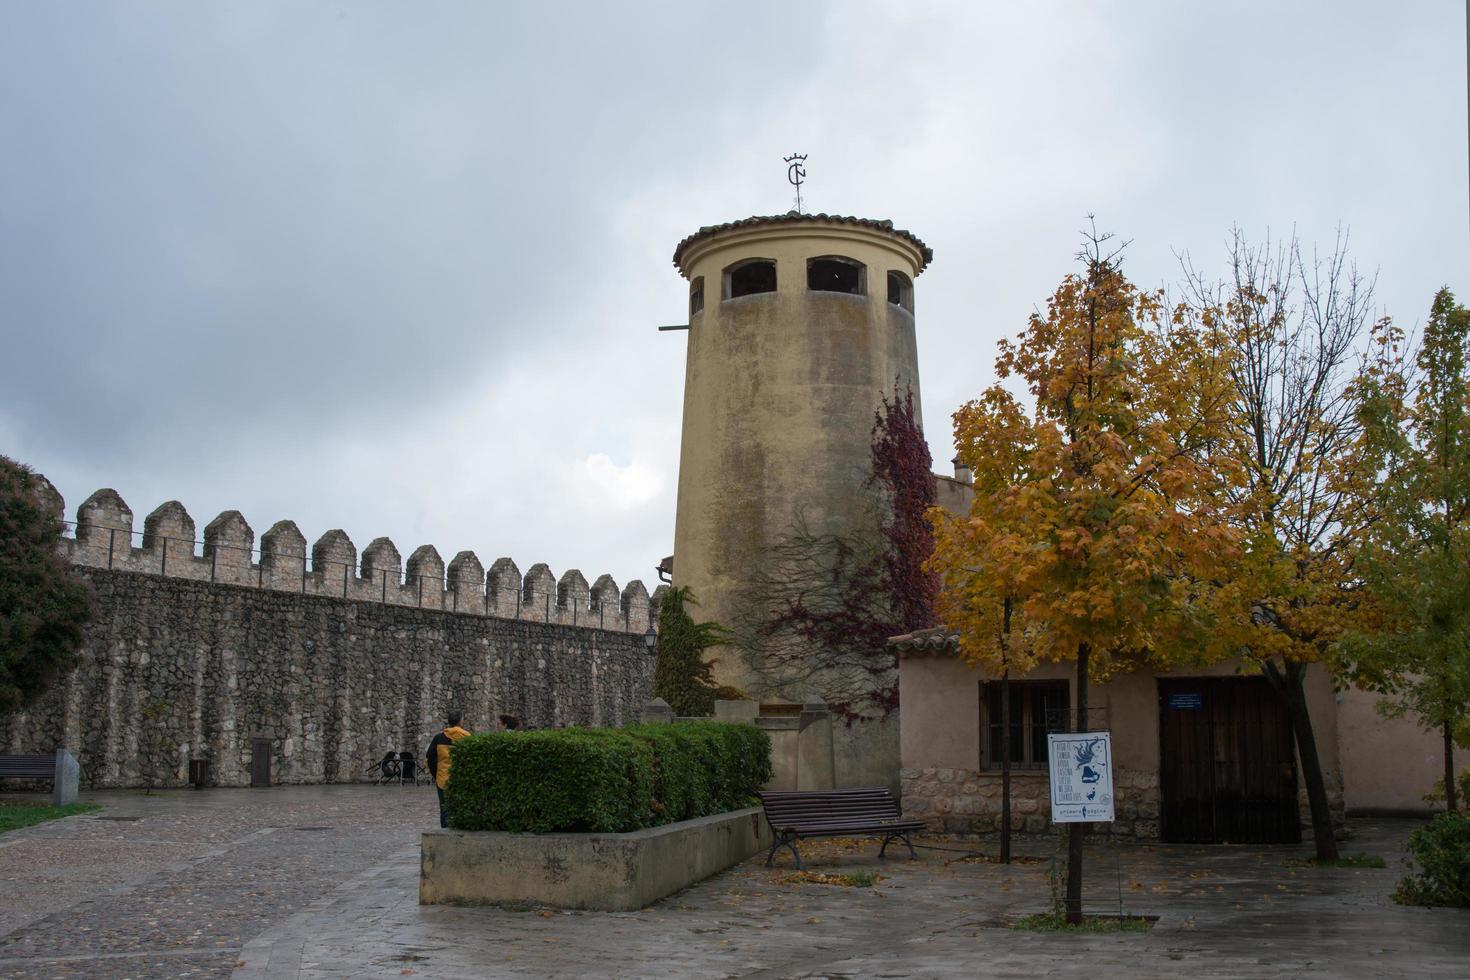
[893,628,1462,843]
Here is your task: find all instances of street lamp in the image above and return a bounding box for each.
[643,623,658,654]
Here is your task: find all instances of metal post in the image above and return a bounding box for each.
[417,575,423,607]
[107,528,115,570]
[452,585,457,612]
[342,563,348,598]
[515,586,521,619]
[160,535,167,575]
[210,546,218,583]
[257,555,264,588]
[545,590,550,623]
[301,556,307,593]
[382,570,387,602]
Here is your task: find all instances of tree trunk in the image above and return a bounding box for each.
[1267,659,1339,860]
[1000,597,1013,865]
[1065,642,1089,924]
[1000,666,1011,865]
[1445,721,1459,813]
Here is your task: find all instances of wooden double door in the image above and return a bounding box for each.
[1158,678,1300,844]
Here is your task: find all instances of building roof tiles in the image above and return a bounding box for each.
[672,212,933,274]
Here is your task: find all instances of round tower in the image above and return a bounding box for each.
[669,213,933,694]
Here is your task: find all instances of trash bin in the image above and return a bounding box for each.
[188,758,209,789]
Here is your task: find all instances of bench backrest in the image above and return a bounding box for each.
[0,754,56,778]
[759,787,903,826]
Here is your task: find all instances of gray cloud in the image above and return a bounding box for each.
[2,1,1466,589]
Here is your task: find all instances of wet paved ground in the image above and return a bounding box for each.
[1,786,1466,978]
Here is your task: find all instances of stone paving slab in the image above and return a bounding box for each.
[2,787,1468,979]
[0,785,434,980]
[236,821,1470,979]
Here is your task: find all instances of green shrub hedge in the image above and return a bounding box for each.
[444,721,772,833]
[1395,811,1470,907]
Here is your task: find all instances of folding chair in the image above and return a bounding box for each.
[396,751,421,786]
[365,751,399,785]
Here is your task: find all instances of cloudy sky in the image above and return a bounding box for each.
[2,2,1465,590]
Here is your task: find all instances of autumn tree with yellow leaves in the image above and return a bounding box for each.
[930,228,1238,923]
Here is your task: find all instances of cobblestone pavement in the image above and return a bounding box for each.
[2,788,1467,979]
[0,785,433,979]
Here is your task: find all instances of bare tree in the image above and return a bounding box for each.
[1178,227,1380,860]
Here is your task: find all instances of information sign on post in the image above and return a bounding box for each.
[1047,731,1115,824]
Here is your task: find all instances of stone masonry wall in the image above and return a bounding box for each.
[902,766,1344,841]
[35,483,663,635]
[2,569,655,789]
[901,767,1162,839]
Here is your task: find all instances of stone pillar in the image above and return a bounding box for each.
[53,749,79,806]
[796,700,836,791]
[640,698,675,725]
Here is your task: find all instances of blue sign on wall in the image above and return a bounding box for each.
[1168,692,1203,710]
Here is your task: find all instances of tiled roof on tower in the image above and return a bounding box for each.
[672,212,933,276]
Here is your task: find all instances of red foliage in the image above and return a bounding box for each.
[759,383,938,722]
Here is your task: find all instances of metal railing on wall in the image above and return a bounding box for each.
[60,520,643,632]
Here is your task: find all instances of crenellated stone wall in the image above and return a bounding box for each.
[2,568,656,788]
[42,484,666,633]
[3,476,661,789]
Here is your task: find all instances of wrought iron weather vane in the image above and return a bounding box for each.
[784,153,807,213]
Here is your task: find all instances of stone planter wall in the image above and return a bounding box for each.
[420,806,766,911]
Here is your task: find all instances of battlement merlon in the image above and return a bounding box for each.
[42,479,657,634]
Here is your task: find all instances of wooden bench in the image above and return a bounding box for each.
[0,750,80,806]
[759,787,926,870]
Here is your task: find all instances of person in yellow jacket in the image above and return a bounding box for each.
[425,709,471,828]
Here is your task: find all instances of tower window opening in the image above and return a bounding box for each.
[724,259,777,299]
[887,271,913,312]
[690,277,704,316]
[807,256,865,295]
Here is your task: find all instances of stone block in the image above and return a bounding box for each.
[640,698,674,725]
[620,580,651,634]
[407,546,446,607]
[486,557,522,618]
[52,749,79,806]
[713,699,758,724]
[75,489,133,564]
[1024,814,1048,833]
[522,563,558,621]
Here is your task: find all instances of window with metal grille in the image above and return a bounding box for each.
[980,680,1069,770]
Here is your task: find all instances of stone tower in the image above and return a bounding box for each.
[669,213,933,732]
